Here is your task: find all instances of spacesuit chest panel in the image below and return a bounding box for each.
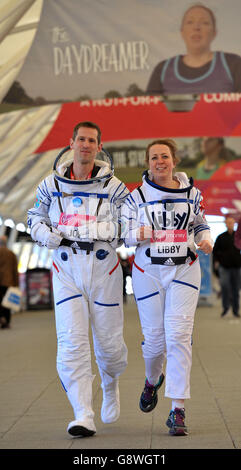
[51,190,109,240]
[140,194,193,265]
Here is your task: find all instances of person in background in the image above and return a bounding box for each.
[146,3,241,95]
[213,215,241,318]
[0,235,19,329]
[234,216,241,250]
[196,137,233,180]
[118,254,131,302]
[121,138,213,436]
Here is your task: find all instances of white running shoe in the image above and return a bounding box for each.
[101,380,120,424]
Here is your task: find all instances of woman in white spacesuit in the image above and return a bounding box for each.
[121,138,213,436]
[28,121,129,438]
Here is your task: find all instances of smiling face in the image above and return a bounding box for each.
[148,144,176,184]
[181,6,216,54]
[70,126,102,165]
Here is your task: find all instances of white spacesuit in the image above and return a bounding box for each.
[121,170,212,399]
[28,148,129,436]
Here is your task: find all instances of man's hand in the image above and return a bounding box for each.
[31,223,63,249]
[45,227,63,249]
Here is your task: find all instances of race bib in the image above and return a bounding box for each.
[59,213,96,227]
[58,212,97,239]
[150,229,188,265]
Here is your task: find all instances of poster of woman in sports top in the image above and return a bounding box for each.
[146,2,241,95]
[1,0,241,108]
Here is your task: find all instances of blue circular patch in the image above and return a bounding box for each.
[61,252,68,261]
[145,248,150,258]
[72,197,82,207]
[96,249,109,260]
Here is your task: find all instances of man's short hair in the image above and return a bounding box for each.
[72,121,101,144]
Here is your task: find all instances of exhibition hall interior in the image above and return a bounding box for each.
[1,0,241,455]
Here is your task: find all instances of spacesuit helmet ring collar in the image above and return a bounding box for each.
[53,146,114,185]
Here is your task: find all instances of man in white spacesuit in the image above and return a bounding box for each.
[27,121,129,438]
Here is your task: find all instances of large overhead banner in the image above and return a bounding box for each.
[34,96,241,216]
[3,0,241,105]
[1,0,241,222]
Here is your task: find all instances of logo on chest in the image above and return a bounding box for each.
[145,208,188,230]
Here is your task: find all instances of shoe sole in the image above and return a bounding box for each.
[139,374,165,413]
[166,418,188,436]
[68,425,96,438]
[139,394,158,413]
[168,428,188,436]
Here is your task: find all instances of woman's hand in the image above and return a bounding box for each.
[136,226,153,241]
[197,240,213,254]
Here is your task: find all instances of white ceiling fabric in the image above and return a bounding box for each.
[0,1,62,226]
